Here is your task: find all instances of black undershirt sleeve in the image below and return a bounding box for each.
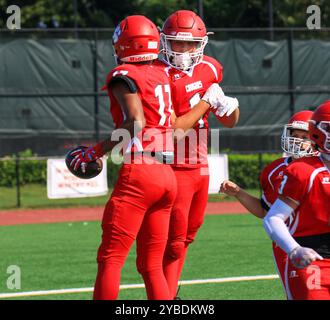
[108,75,137,93]
[260,198,270,211]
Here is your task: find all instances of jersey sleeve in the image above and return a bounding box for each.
[104,65,143,93]
[203,56,223,83]
[279,163,309,204]
[259,166,274,209]
[102,65,142,128]
[215,61,223,83]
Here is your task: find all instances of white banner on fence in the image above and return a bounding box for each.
[208,154,229,194]
[47,158,108,199]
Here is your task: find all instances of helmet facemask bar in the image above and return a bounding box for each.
[281,124,315,158]
[160,33,208,71]
[317,121,330,153]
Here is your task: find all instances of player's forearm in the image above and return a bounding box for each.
[235,189,265,218]
[172,100,209,132]
[96,118,145,155]
[216,107,239,128]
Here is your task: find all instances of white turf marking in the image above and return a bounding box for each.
[0,274,279,299]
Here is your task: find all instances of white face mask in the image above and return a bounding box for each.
[172,52,193,71]
[160,33,208,71]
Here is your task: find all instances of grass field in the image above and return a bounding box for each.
[0,214,285,300]
[0,184,260,210]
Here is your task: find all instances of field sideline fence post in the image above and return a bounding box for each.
[288,29,295,117]
[92,30,100,142]
[15,153,21,208]
[258,152,263,198]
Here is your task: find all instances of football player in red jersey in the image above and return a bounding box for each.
[263,101,330,300]
[67,15,226,300]
[220,110,316,298]
[160,9,240,299]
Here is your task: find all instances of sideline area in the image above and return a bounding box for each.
[0,202,249,226]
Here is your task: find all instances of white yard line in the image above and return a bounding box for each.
[0,274,279,299]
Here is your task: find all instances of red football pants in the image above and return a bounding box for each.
[93,161,177,300]
[163,166,209,298]
[284,258,330,300]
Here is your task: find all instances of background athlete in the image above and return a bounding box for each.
[220,110,316,298]
[263,101,330,300]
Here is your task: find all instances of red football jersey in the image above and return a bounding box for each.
[260,157,299,231]
[104,60,173,154]
[279,156,330,237]
[260,157,292,207]
[166,55,223,167]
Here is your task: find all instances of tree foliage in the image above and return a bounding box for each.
[0,0,329,28]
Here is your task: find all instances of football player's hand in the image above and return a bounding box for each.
[289,246,323,269]
[202,83,225,109]
[69,144,103,172]
[214,95,239,117]
[220,180,240,196]
[202,83,239,117]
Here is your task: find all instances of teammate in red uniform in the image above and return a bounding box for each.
[160,10,240,299]
[68,15,225,300]
[263,101,330,300]
[220,110,316,298]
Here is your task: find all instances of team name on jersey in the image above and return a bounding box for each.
[185,81,203,93]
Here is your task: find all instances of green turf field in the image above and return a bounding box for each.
[0,184,259,210]
[0,184,110,210]
[0,214,285,300]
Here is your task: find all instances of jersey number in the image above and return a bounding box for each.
[278,175,288,194]
[155,84,172,126]
[189,93,205,128]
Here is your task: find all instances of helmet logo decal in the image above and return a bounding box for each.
[113,25,122,44]
[176,32,193,38]
[148,41,158,49]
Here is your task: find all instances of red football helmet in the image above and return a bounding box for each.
[112,15,159,63]
[160,10,208,70]
[309,100,330,154]
[281,110,316,158]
